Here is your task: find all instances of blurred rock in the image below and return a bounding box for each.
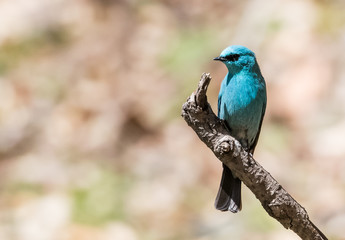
[103,222,138,240]
[13,194,70,240]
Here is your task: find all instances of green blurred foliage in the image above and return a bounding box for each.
[5,182,44,195]
[71,169,132,225]
[316,1,345,35]
[261,122,292,154]
[160,29,217,80]
[0,26,70,74]
[267,19,284,34]
[160,29,219,120]
[244,203,280,232]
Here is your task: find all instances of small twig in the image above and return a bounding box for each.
[181,73,328,240]
[195,72,211,109]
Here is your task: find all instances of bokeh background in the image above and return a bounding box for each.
[0,0,345,239]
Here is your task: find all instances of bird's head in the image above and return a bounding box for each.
[214,45,258,73]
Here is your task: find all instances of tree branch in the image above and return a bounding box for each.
[181,73,328,240]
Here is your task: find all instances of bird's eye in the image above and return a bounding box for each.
[225,54,240,62]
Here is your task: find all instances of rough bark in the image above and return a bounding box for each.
[181,73,328,240]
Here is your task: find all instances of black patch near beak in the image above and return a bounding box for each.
[214,54,240,62]
[213,56,227,61]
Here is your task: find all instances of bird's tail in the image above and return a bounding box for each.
[214,164,242,213]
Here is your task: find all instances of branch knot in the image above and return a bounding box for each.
[215,136,233,155]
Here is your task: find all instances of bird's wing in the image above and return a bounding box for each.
[249,101,266,154]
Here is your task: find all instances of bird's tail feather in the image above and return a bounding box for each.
[214,164,242,213]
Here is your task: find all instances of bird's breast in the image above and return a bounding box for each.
[218,75,265,143]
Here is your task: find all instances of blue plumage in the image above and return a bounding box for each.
[214,45,267,213]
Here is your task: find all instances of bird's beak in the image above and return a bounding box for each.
[213,56,226,61]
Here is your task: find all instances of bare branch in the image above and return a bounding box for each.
[181,73,328,240]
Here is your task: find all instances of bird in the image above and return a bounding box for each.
[213,45,267,213]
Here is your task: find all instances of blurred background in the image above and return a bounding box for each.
[0,0,344,239]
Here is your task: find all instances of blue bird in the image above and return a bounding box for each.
[213,45,267,213]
